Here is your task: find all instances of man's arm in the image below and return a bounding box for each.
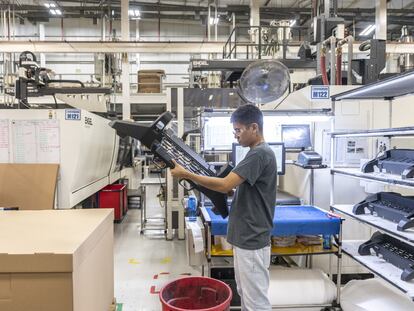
[170,160,244,194]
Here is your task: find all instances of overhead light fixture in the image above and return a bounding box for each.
[45,2,61,15]
[360,24,376,36]
[289,20,296,27]
[129,9,141,17]
[44,2,56,8]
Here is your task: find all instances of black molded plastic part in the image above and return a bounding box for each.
[361,149,414,179]
[358,231,414,281]
[110,112,230,218]
[353,192,414,231]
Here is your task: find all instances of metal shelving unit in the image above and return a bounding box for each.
[331,167,414,188]
[341,241,414,297]
[331,204,414,244]
[330,74,414,301]
[330,131,414,300]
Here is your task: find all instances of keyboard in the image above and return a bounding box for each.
[110,111,231,218]
[359,232,414,281]
[362,149,414,179]
[353,192,414,231]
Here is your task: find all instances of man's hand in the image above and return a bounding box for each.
[170,160,190,179]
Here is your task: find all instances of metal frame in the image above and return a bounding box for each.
[200,205,344,310]
[331,70,414,101]
[222,25,307,60]
[139,177,166,235]
[190,59,316,73]
[330,97,414,300]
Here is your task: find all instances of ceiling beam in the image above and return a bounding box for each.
[0,40,225,53]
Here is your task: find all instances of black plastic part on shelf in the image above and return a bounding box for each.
[361,149,414,179]
[110,112,231,218]
[358,231,414,281]
[331,273,374,285]
[353,192,414,231]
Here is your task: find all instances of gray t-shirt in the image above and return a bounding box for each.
[227,142,277,250]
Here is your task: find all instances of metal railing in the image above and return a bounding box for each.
[222,25,306,60]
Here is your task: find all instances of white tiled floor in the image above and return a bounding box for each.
[114,184,201,311]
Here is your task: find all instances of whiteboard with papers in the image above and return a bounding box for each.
[0,119,61,164]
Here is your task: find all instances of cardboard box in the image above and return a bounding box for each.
[0,164,59,210]
[0,209,114,311]
[137,69,165,93]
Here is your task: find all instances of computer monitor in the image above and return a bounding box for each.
[203,116,235,150]
[231,142,285,175]
[281,124,312,150]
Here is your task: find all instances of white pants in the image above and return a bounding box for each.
[233,245,271,311]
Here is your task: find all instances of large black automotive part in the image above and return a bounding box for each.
[110,112,231,218]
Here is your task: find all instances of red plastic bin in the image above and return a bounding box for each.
[160,276,232,311]
[99,184,128,222]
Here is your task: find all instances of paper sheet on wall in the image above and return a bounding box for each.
[12,120,37,163]
[322,130,369,165]
[36,120,60,163]
[0,120,10,163]
[12,120,60,163]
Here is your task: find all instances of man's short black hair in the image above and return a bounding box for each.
[230,104,263,132]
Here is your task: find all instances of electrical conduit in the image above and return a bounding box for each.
[320,47,330,85]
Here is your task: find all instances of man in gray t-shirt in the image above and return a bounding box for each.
[228,143,277,250]
[171,105,276,311]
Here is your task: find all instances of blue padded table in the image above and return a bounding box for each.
[201,205,341,237]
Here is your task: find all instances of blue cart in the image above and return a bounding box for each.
[200,205,343,311]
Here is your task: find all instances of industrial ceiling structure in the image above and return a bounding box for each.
[2,0,414,39]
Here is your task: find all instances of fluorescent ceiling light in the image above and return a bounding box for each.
[129,9,140,17]
[50,3,56,7]
[44,3,50,8]
[50,9,57,15]
[55,9,62,15]
[289,20,296,27]
[360,24,376,36]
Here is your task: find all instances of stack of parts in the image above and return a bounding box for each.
[214,236,233,250]
[297,235,322,246]
[128,196,141,209]
[268,268,336,306]
[341,279,414,311]
[272,236,297,247]
[137,69,165,93]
